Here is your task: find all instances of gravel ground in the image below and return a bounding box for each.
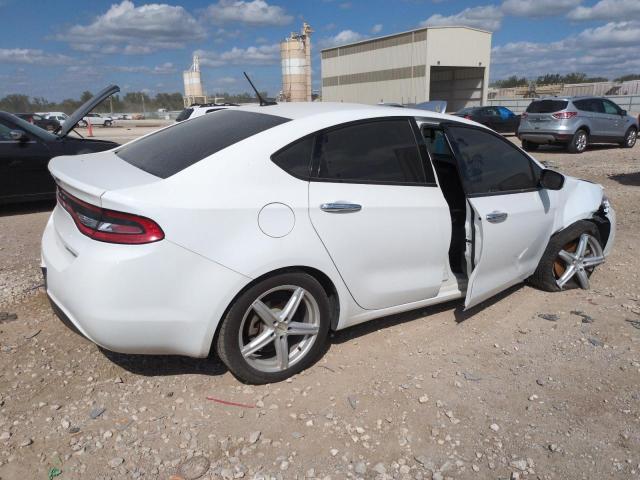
[0,136,639,480]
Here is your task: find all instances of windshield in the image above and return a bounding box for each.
[526,100,569,114]
[116,109,290,178]
[9,115,58,140]
[176,108,193,122]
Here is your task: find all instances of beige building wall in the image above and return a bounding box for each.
[321,26,491,109]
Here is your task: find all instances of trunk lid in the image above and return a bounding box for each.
[57,85,120,138]
[49,150,160,206]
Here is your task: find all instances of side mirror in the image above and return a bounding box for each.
[539,169,564,190]
[620,109,627,116]
[9,130,27,142]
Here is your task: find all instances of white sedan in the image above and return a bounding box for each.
[41,103,615,384]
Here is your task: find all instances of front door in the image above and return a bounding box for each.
[308,118,451,310]
[443,124,557,309]
[0,118,52,200]
[601,99,625,137]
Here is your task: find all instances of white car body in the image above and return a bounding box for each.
[41,103,615,372]
[40,112,69,126]
[82,113,113,126]
[176,104,240,122]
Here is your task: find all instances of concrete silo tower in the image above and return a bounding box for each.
[183,55,207,106]
[280,23,313,102]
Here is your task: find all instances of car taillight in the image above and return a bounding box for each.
[521,112,528,119]
[552,111,578,119]
[57,188,164,244]
[464,114,472,120]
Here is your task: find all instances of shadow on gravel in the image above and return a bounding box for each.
[533,143,621,154]
[0,200,55,217]
[609,171,640,186]
[331,284,524,344]
[102,350,228,377]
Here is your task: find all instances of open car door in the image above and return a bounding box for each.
[441,124,557,309]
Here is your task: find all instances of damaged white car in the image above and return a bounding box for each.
[41,103,615,384]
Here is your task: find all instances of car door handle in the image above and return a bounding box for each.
[486,211,508,223]
[320,202,362,213]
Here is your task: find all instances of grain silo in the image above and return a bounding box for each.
[183,55,206,106]
[281,23,312,102]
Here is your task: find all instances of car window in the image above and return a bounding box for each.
[484,107,499,117]
[314,119,428,185]
[602,99,621,115]
[176,108,193,122]
[445,126,539,195]
[0,119,15,140]
[526,100,569,113]
[271,136,314,180]
[497,107,514,118]
[116,110,290,179]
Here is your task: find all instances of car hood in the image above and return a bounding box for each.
[58,85,119,138]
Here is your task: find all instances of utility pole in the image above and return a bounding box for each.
[141,93,146,117]
[109,96,113,115]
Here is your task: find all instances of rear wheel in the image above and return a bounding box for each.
[77,120,87,128]
[216,272,331,384]
[521,140,539,152]
[104,120,112,127]
[620,127,637,148]
[568,129,588,153]
[529,221,604,292]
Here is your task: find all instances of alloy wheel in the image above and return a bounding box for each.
[553,233,604,289]
[575,131,587,152]
[238,285,320,373]
[627,129,637,147]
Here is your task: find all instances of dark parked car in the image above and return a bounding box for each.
[0,85,121,205]
[454,106,521,134]
[15,113,60,132]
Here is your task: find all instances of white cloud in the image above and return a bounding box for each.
[196,44,280,67]
[502,0,582,17]
[0,48,74,65]
[206,0,293,26]
[319,30,365,49]
[58,1,206,54]
[371,23,383,34]
[567,0,640,21]
[491,21,640,80]
[421,5,503,31]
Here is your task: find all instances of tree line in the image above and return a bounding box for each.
[491,72,640,89]
[0,90,267,114]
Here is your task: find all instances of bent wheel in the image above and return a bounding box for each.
[528,220,604,292]
[552,233,604,290]
[216,272,330,384]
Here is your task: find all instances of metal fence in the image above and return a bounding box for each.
[488,95,640,115]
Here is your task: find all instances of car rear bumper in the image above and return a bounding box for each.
[41,205,250,358]
[519,132,574,144]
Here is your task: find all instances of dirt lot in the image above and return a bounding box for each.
[0,135,639,480]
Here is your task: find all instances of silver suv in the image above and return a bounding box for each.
[518,96,638,153]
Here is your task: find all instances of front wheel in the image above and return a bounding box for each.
[620,127,637,148]
[104,120,112,127]
[568,129,588,153]
[77,120,87,128]
[529,221,604,292]
[216,272,331,384]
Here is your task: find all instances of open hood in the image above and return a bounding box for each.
[58,84,120,138]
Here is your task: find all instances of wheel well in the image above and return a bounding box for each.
[208,266,341,356]
[577,125,590,135]
[588,213,611,249]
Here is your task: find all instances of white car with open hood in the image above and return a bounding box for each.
[41,102,616,384]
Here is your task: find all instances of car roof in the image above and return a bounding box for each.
[236,102,480,127]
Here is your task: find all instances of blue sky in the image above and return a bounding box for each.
[1,0,639,100]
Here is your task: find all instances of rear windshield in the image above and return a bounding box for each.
[175,108,193,122]
[526,100,568,114]
[116,110,289,178]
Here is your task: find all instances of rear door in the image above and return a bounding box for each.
[308,118,451,310]
[443,125,556,309]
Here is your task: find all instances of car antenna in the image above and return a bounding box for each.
[243,72,277,106]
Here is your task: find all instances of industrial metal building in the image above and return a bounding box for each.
[321,26,492,111]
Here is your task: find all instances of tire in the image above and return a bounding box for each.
[567,129,588,153]
[528,220,603,292]
[522,140,539,152]
[104,120,112,127]
[620,127,637,148]
[216,272,331,384]
[78,120,87,128]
